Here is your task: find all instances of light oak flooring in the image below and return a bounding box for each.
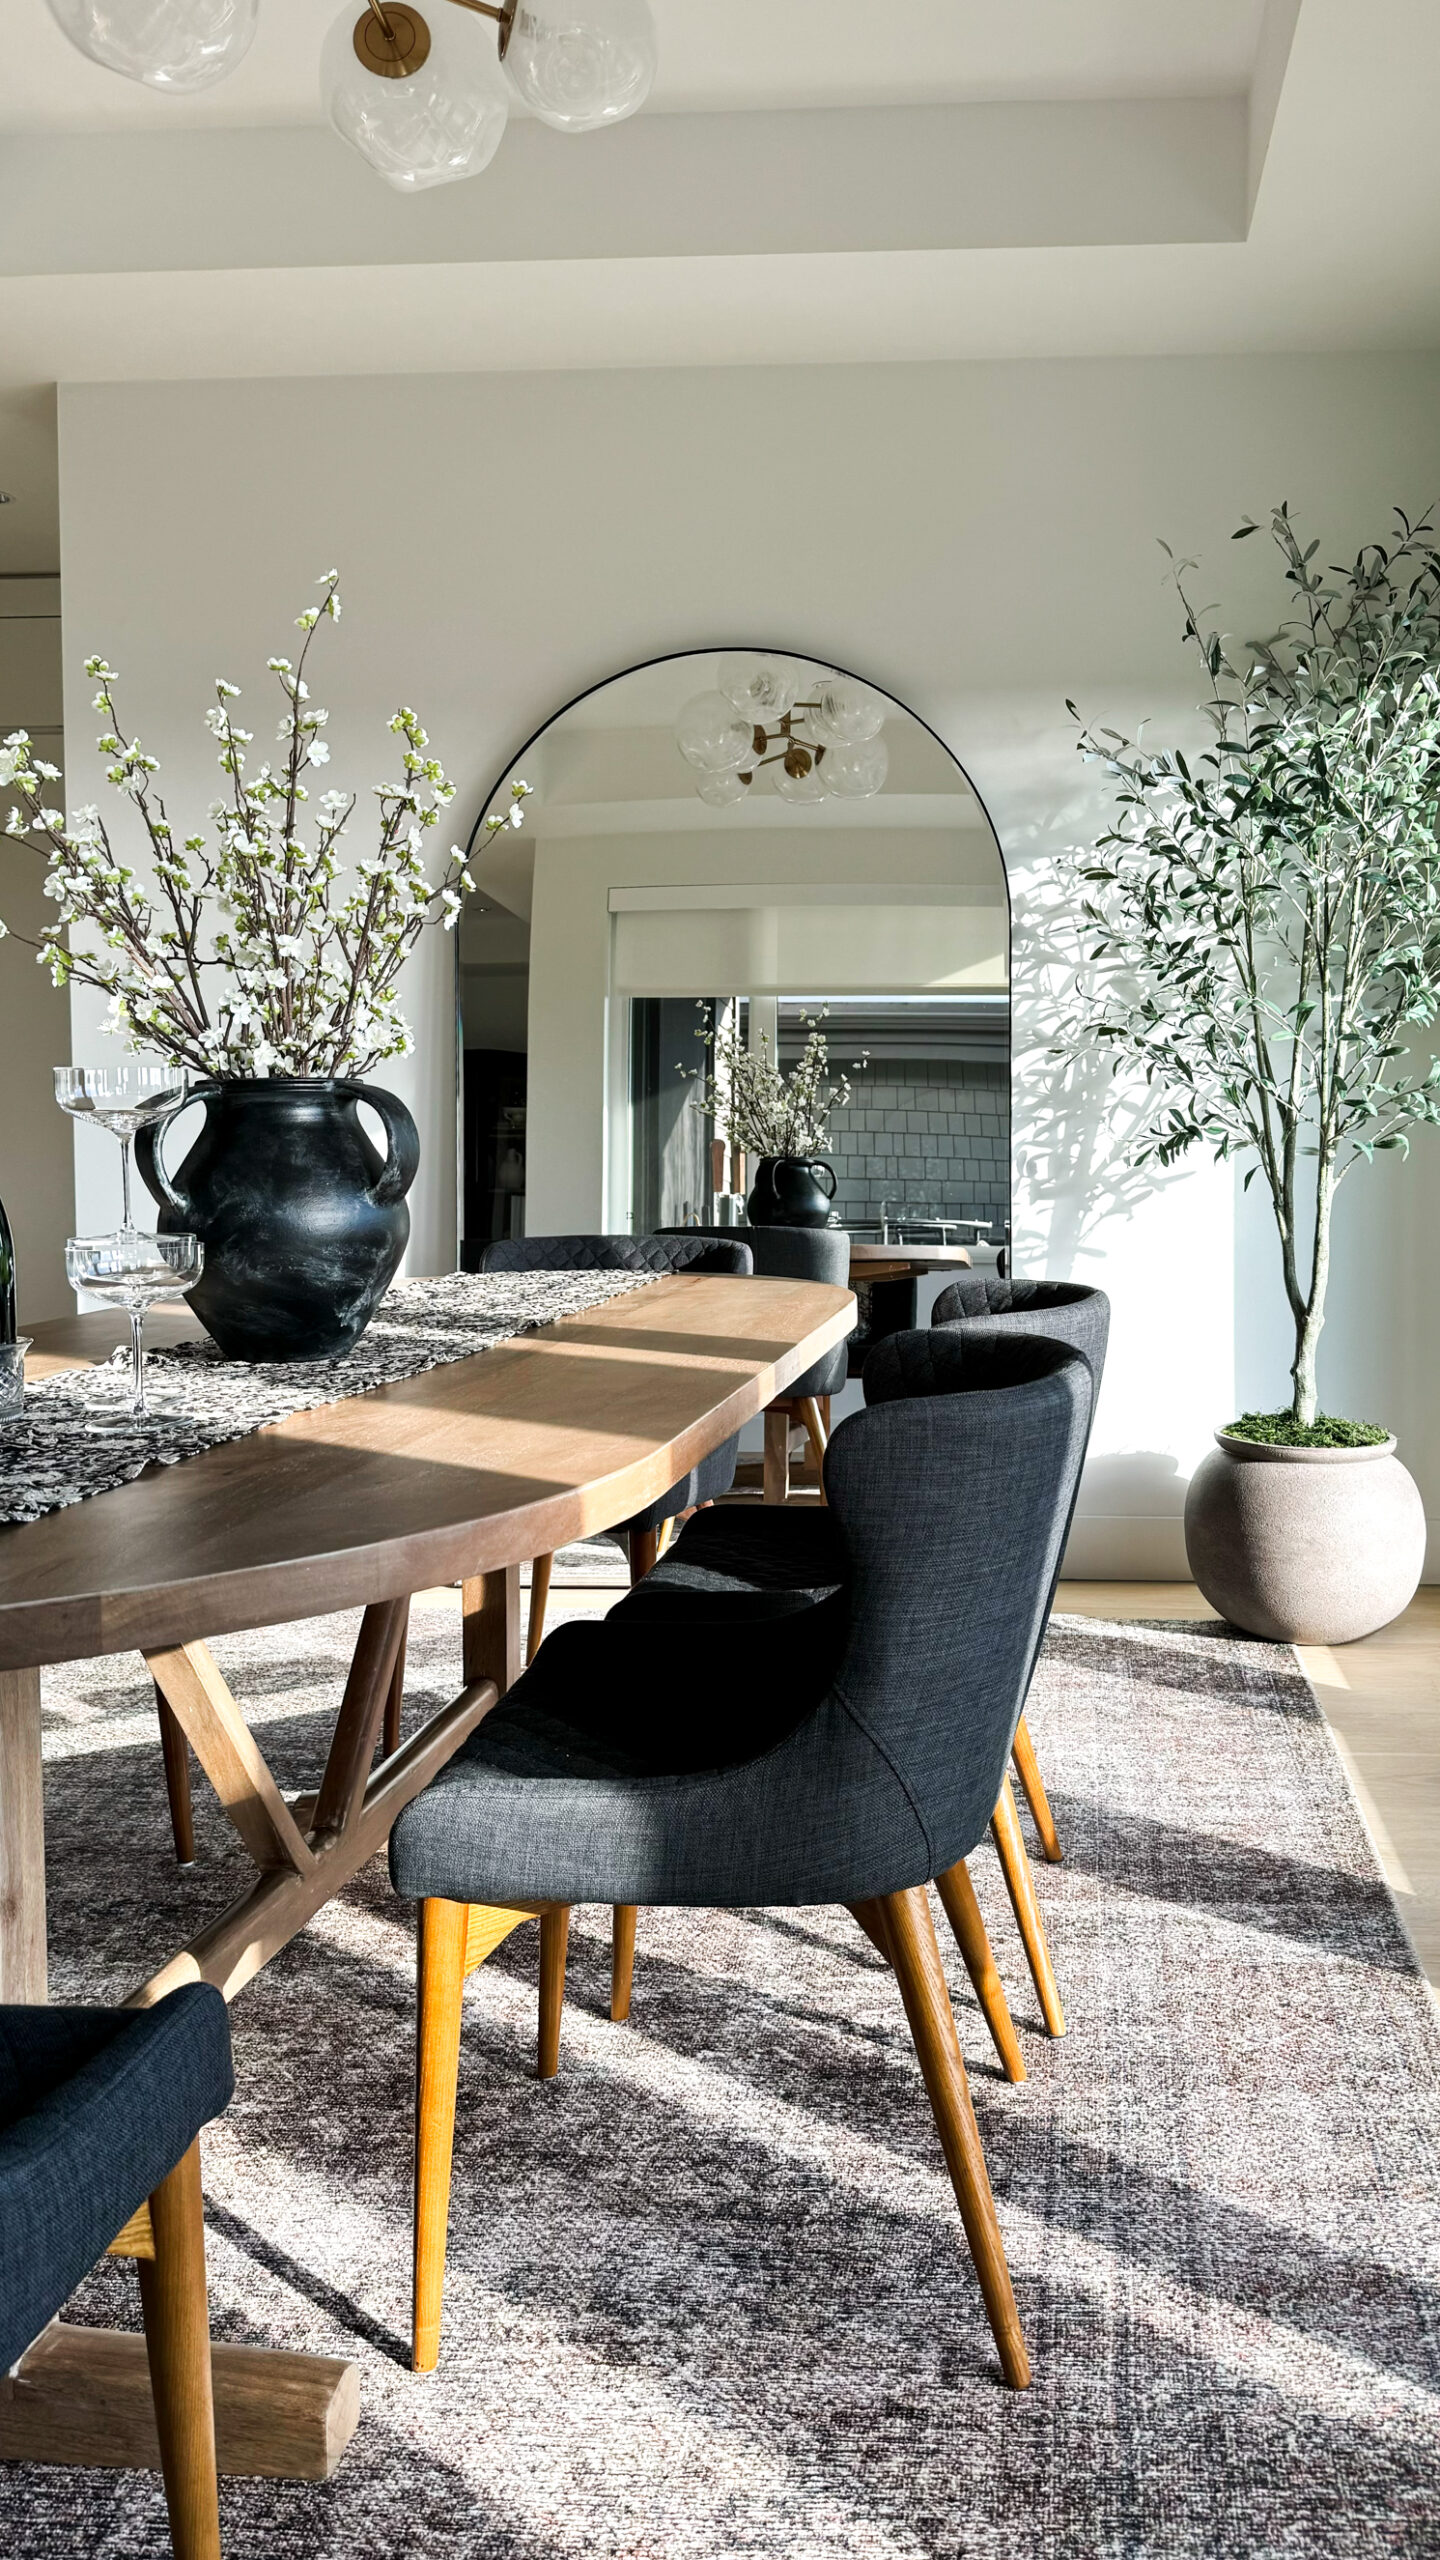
[537,1560,1440,1993]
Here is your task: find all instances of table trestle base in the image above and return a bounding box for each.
[0,2321,359,2481]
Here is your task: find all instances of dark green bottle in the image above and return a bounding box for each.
[0,1192,14,1345]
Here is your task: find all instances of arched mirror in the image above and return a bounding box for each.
[458,650,1009,1284]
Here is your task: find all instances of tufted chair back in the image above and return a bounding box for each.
[826,1331,1093,1877]
[659,1224,851,1397]
[481,1233,753,1277]
[931,1274,1109,1391]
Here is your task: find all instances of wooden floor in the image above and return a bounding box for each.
[1061,1581,1440,1990]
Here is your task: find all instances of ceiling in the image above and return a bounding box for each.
[5,1,1440,572]
[2,2,1271,129]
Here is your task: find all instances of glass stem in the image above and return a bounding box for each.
[129,1310,146,1419]
[120,1134,134,1234]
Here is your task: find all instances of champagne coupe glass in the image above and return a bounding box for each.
[65,1233,204,1429]
[54,1065,190,1238]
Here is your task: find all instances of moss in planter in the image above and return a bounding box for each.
[1222,1409,1389,1448]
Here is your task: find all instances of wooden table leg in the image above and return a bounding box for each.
[462,1564,521,1698]
[763,1406,791,1505]
[0,1664,45,2002]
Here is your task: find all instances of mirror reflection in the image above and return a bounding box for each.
[459,650,1009,1276]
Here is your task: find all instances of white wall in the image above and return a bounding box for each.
[57,354,1440,1571]
[0,575,74,1321]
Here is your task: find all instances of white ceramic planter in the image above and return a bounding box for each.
[1183,1431,1426,1644]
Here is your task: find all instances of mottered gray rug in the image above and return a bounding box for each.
[8,1606,1440,2558]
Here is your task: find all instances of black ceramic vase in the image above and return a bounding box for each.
[746,1155,837,1228]
[135,1077,420,1362]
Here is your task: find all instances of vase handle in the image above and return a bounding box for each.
[135,1085,210,1224]
[809,1160,837,1200]
[363,1086,421,1208]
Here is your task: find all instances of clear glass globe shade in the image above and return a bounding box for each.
[695,768,748,809]
[503,0,656,132]
[716,653,799,720]
[774,755,829,807]
[811,673,885,745]
[322,5,508,192]
[676,691,752,775]
[44,0,257,91]
[822,737,889,798]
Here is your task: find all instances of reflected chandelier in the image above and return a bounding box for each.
[676,654,890,809]
[42,0,657,191]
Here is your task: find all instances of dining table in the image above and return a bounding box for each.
[0,1266,854,2487]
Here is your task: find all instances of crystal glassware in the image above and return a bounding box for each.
[54,1065,190,1238]
[65,1234,203,1430]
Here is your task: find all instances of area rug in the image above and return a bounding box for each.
[7,1608,1439,2558]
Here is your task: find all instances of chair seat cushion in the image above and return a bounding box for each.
[0,1984,233,2371]
[388,1497,879,1911]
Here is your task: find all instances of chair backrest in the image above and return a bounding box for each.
[931,1275,1110,1391]
[481,1233,753,1277]
[659,1223,850,1289]
[825,1329,1093,1872]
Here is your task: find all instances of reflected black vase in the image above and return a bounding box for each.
[746,1155,837,1228]
[136,1077,419,1363]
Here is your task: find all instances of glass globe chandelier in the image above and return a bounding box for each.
[676,656,889,806]
[44,0,259,91]
[42,0,657,190]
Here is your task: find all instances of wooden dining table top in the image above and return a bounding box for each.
[0,1270,854,1672]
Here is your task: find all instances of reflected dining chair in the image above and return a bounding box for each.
[659,1224,853,1500]
[388,1331,1093,2387]
[0,1982,234,2560]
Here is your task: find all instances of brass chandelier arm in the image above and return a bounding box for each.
[361,0,516,66]
[445,0,518,48]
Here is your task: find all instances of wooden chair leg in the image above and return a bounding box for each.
[155,1685,196,1867]
[799,1396,829,1500]
[381,1620,408,1760]
[1011,1713,1062,1862]
[763,1405,791,1505]
[526,1552,554,1666]
[858,1885,1030,2389]
[991,1776,1066,2038]
[413,1897,468,2373]
[933,1862,1027,2084]
[538,1903,571,2078]
[627,1526,660,1582]
[611,1902,637,2021]
[135,2140,221,2560]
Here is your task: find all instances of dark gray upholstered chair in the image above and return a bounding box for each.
[390,1331,1094,2388]
[932,1279,1110,1864]
[477,1234,753,1681]
[0,1984,234,2558]
[660,1224,853,1497]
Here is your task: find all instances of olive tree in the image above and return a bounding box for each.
[1057,505,1440,1426]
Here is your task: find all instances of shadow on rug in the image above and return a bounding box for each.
[6,1609,1439,2559]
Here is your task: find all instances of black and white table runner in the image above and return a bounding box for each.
[0,1269,656,1527]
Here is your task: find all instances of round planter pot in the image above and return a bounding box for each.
[135,1076,419,1363]
[1183,1430,1425,1644]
